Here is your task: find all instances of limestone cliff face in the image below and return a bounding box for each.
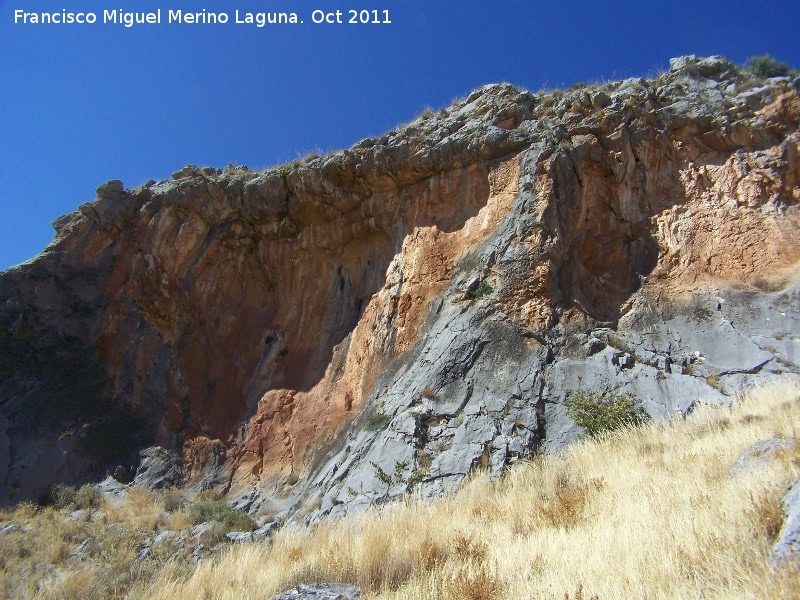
[1,56,799,516]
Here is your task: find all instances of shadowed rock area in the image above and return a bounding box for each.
[1,56,799,526]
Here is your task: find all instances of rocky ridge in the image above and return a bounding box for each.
[0,56,799,529]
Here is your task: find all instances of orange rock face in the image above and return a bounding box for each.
[231,156,521,485]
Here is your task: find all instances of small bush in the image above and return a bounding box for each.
[52,484,77,510]
[365,412,391,432]
[745,54,791,78]
[161,487,185,513]
[189,498,256,532]
[539,484,590,529]
[465,281,493,301]
[452,534,488,561]
[447,565,504,600]
[275,164,291,178]
[75,484,102,509]
[565,389,650,437]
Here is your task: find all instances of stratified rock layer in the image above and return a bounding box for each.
[1,56,799,521]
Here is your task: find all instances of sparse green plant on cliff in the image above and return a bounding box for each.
[275,164,291,178]
[565,389,650,438]
[461,124,483,137]
[365,411,391,432]
[465,280,493,301]
[370,459,427,501]
[744,54,794,79]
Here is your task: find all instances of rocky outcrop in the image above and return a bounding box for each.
[269,584,362,600]
[1,56,799,522]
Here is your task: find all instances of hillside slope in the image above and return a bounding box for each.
[0,56,799,524]
[149,381,800,600]
[3,380,795,599]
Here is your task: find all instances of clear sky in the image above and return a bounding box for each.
[1,0,798,270]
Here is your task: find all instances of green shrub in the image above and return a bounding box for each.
[744,54,791,78]
[370,460,426,501]
[365,412,391,432]
[465,280,493,301]
[189,498,256,532]
[51,484,77,510]
[565,389,650,438]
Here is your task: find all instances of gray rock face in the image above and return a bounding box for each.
[255,57,800,525]
[112,465,133,484]
[225,520,279,543]
[133,446,184,490]
[269,584,362,600]
[773,479,800,567]
[284,282,799,526]
[97,475,128,497]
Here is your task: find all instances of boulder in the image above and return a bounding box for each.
[269,584,362,600]
[95,179,124,200]
[133,446,185,490]
[730,438,794,475]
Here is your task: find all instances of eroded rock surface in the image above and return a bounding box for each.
[1,56,799,523]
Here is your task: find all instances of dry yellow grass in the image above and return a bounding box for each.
[147,380,800,600]
[0,487,196,599]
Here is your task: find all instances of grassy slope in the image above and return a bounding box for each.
[150,381,800,600]
[2,381,798,599]
[0,488,198,599]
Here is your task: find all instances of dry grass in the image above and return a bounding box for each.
[0,487,196,599]
[1,381,798,599]
[146,380,800,600]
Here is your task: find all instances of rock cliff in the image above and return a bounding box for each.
[1,56,799,523]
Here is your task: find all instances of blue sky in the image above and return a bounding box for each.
[1,0,798,270]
